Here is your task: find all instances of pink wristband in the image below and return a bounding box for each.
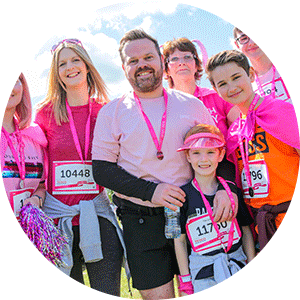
[178,274,194,295]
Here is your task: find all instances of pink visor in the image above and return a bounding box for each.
[177,133,225,152]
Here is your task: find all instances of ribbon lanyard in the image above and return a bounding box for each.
[2,120,26,188]
[255,65,276,98]
[238,94,260,197]
[65,98,92,163]
[192,177,236,253]
[133,89,168,160]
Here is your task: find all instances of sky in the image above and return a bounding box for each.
[22,2,237,110]
[1,1,300,300]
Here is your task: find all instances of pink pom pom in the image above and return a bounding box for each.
[19,203,67,267]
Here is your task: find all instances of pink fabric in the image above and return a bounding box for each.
[35,99,104,225]
[1,126,46,201]
[178,275,194,295]
[194,86,233,139]
[92,89,215,207]
[227,96,300,159]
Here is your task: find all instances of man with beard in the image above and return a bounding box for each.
[92,29,237,299]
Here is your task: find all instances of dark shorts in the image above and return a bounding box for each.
[114,195,179,290]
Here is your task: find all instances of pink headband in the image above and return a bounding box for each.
[177,133,225,152]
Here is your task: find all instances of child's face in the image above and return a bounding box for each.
[186,147,225,178]
[211,62,255,107]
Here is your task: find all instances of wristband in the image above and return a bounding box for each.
[178,274,194,295]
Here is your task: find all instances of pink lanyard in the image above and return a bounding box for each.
[65,98,92,163]
[255,65,276,98]
[133,89,168,160]
[238,94,260,197]
[192,177,236,253]
[2,120,26,188]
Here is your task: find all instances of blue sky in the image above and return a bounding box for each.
[22,2,236,109]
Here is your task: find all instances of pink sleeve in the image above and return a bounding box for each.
[92,104,120,163]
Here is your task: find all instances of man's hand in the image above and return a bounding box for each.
[151,183,186,211]
[213,190,238,222]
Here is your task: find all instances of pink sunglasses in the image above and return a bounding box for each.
[51,39,83,54]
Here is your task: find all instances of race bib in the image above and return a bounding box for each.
[254,77,290,102]
[186,213,241,255]
[241,159,269,198]
[9,187,35,218]
[53,161,99,195]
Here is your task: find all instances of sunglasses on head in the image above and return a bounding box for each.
[51,39,83,54]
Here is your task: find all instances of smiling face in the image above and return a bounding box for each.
[235,33,265,62]
[211,62,255,108]
[166,49,197,85]
[187,147,225,178]
[121,38,163,97]
[58,47,89,90]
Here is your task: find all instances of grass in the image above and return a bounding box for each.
[83,266,141,298]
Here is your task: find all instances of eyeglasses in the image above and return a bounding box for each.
[51,39,83,54]
[235,34,250,45]
[167,54,195,64]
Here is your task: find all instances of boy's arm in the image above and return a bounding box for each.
[242,225,256,263]
[174,234,190,275]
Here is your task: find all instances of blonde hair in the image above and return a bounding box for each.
[37,41,109,125]
[15,73,32,130]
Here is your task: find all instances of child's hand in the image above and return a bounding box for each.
[213,190,238,222]
[151,183,185,210]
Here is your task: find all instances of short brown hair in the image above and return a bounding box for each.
[205,50,251,87]
[162,38,203,88]
[233,27,243,39]
[119,28,161,64]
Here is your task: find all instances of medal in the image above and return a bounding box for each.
[156,151,164,160]
[134,89,168,160]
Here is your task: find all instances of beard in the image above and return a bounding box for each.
[129,65,163,94]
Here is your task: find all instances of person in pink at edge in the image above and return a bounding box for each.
[175,124,255,295]
[162,37,238,138]
[206,50,300,251]
[233,27,292,104]
[1,73,47,218]
[34,39,126,296]
[92,29,238,300]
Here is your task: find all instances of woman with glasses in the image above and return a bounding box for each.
[35,39,126,296]
[233,27,292,103]
[1,73,47,217]
[163,37,236,140]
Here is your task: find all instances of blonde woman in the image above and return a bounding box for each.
[35,39,125,296]
[1,73,46,217]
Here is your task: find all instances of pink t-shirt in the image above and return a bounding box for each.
[194,86,233,139]
[35,99,104,225]
[92,89,215,207]
[1,125,46,215]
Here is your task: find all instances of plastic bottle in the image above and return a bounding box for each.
[164,205,181,239]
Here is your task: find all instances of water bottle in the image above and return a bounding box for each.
[164,205,181,239]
